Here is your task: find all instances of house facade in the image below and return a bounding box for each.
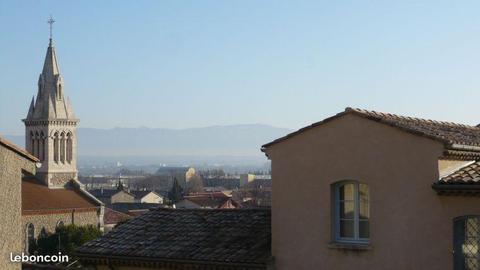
[262,108,480,270]
[131,190,164,204]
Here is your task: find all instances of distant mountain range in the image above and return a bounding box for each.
[4,124,291,165]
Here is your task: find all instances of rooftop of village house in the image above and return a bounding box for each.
[263,107,480,150]
[76,208,271,268]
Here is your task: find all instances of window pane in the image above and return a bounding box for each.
[340,201,354,219]
[466,218,480,238]
[359,220,370,239]
[360,200,369,219]
[359,184,369,201]
[339,184,354,201]
[340,220,354,238]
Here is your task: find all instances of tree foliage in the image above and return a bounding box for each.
[35,224,102,255]
[168,177,184,203]
[186,175,204,194]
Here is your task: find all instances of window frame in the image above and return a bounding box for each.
[453,215,480,270]
[332,180,370,244]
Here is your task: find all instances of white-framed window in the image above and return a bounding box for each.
[333,181,370,243]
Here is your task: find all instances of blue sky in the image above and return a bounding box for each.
[2,1,480,135]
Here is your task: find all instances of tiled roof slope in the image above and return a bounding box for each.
[22,178,99,214]
[89,189,121,199]
[262,107,480,149]
[77,208,271,265]
[104,208,131,225]
[109,202,160,214]
[439,161,480,184]
[130,190,160,199]
[183,192,232,208]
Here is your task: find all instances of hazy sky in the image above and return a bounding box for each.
[2,1,480,135]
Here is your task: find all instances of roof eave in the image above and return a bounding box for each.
[432,183,480,195]
[70,180,105,206]
[76,252,271,269]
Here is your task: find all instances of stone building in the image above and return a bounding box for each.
[20,36,103,252]
[0,137,38,270]
[131,190,164,204]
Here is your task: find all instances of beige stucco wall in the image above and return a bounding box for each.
[140,192,163,204]
[265,113,480,270]
[21,210,99,251]
[111,191,134,203]
[0,145,36,270]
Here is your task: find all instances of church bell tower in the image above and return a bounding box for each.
[23,17,78,188]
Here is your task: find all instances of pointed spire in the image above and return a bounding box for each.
[25,20,76,121]
[66,97,75,118]
[26,96,35,118]
[42,41,60,78]
[47,95,56,119]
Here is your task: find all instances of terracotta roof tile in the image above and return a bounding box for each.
[262,107,480,149]
[104,208,132,225]
[22,178,99,214]
[183,192,231,208]
[439,162,480,184]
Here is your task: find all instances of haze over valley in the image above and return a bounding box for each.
[4,124,291,168]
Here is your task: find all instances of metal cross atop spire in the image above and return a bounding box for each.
[47,15,55,41]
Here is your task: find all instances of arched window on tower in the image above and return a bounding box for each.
[30,131,35,156]
[53,132,59,163]
[60,132,66,163]
[66,133,73,163]
[35,131,40,159]
[39,131,45,161]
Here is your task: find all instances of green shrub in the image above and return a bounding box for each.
[35,224,102,256]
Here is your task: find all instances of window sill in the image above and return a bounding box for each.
[328,242,371,251]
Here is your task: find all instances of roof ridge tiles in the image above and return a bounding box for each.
[263,107,480,150]
[347,107,477,128]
